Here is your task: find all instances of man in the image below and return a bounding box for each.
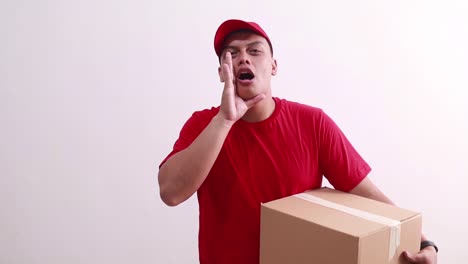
[158,19,438,264]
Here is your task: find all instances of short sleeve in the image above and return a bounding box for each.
[318,111,371,192]
[159,109,217,168]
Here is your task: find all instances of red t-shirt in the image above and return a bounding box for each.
[160,97,371,264]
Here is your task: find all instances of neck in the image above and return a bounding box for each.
[241,95,275,123]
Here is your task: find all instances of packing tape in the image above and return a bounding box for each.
[294,193,401,261]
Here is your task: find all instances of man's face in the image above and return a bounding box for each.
[218,31,277,100]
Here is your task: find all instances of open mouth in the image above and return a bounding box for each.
[237,71,255,81]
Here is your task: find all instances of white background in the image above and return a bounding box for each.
[1,0,467,263]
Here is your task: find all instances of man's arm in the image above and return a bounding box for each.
[350,177,438,264]
[349,177,394,204]
[158,115,233,206]
[158,52,265,206]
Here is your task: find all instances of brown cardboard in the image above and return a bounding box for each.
[260,187,422,264]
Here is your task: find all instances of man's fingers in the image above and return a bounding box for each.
[221,63,231,84]
[403,250,426,263]
[403,251,416,262]
[222,52,234,83]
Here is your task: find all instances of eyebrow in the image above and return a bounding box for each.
[224,41,265,51]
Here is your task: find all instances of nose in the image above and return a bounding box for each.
[236,51,251,65]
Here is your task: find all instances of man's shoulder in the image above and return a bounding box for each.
[191,106,220,119]
[276,97,325,115]
[179,106,220,132]
[193,106,219,116]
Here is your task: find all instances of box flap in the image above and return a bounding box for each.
[263,194,389,237]
[262,187,420,238]
[308,187,421,222]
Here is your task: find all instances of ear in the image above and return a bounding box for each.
[218,66,224,82]
[271,59,278,76]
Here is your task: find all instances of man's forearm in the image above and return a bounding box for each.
[158,114,233,206]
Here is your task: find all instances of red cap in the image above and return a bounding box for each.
[214,19,273,57]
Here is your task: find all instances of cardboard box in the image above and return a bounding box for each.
[260,187,422,264]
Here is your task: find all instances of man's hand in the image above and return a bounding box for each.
[349,178,438,264]
[218,52,265,125]
[402,247,437,264]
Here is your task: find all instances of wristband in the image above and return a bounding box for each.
[420,240,438,253]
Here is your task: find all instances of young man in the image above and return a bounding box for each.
[158,19,438,264]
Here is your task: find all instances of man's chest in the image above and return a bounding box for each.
[206,128,323,203]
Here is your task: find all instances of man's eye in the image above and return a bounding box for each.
[250,49,261,54]
[224,50,237,57]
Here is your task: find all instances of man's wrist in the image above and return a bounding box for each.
[213,114,235,129]
[420,240,438,253]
